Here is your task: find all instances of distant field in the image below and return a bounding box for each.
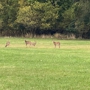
[0,37,90,90]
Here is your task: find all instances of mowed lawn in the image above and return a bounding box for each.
[0,37,90,90]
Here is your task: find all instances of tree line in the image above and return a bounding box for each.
[0,0,90,38]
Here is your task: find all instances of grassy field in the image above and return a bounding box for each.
[0,37,90,90]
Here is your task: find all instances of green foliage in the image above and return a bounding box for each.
[0,3,3,29]
[0,0,90,38]
[16,1,59,31]
[60,3,76,34]
[73,0,90,36]
[62,5,75,27]
[0,0,19,30]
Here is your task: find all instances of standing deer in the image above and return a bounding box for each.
[5,41,10,47]
[25,40,31,47]
[53,41,60,48]
[25,40,36,47]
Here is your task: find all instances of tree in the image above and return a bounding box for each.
[16,1,59,36]
[61,2,77,33]
[0,3,3,33]
[74,0,90,38]
[0,0,18,35]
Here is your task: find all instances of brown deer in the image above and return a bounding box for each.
[5,41,10,47]
[53,41,60,48]
[25,40,31,47]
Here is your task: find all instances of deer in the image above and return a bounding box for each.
[25,40,36,47]
[53,41,60,48]
[5,41,10,47]
[25,40,31,47]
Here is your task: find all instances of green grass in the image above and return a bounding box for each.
[0,37,90,90]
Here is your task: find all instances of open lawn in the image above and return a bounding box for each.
[0,37,90,90]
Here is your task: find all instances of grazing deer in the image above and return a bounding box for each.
[25,40,31,47]
[5,41,10,47]
[53,41,60,48]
